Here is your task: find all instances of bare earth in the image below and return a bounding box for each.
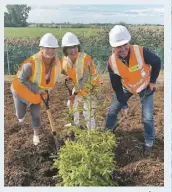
[4,73,164,186]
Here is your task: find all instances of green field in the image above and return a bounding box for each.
[4,25,163,39]
[4,27,103,38]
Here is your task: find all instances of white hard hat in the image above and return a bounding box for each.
[109,25,131,47]
[61,32,80,47]
[39,33,59,48]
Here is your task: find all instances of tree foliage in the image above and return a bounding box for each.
[53,127,117,186]
[4,4,31,27]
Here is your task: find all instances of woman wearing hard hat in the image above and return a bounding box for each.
[11,33,61,145]
[60,32,100,130]
[105,25,161,157]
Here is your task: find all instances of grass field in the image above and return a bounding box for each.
[4,25,163,39]
[4,27,103,38]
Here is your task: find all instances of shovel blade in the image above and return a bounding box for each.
[53,135,59,153]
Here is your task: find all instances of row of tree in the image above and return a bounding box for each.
[4,5,31,27]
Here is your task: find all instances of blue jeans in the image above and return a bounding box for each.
[105,88,155,146]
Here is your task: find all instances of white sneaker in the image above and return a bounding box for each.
[65,123,72,127]
[17,115,26,123]
[67,100,70,107]
[33,135,40,145]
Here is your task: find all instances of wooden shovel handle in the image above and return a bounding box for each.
[47,109,56,133]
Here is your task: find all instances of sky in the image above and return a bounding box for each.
[4,4,164,25]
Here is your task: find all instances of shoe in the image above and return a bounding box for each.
[64,123,72,127]
[33,135,40,145]
[18,115,26,123]
[143,145,152,157]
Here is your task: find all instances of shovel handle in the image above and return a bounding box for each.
[65,79,73,96]
[47,109,56,133]
[40,90,50,109]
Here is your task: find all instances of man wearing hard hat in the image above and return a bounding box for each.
[11,33,61,145]
[60,32,100,130]
[105,25,161,157]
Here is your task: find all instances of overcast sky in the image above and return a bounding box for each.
[4,4,164,24]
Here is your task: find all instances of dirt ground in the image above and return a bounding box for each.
[4,74,164,186]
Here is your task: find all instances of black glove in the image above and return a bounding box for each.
[144,86,156,96]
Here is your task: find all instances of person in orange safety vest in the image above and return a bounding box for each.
[105,25,161,157]
[60,32,100,130]
[11,33,61,145]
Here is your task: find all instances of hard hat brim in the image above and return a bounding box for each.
[110,40,130,48]
[39,44,59,48]
[61,43,80,47]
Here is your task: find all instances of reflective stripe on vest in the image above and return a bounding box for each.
[133,45,146,77]
[133,45,143,69]
[75,52,88,90]
[31,55,43,86]
[76,52,87,84]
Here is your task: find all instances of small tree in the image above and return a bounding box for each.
[53,65,118,186]
[53,127,117,186]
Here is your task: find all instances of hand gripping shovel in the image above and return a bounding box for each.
[40,90,59,153]
[114,87,156,130]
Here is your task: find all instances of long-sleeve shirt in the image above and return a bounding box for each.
[108,47,161,104]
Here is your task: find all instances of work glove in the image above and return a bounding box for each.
[144,84,156,96]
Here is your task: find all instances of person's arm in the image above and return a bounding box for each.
[143,47,161,83]
[18,63,40,94]
[108,63,128,106]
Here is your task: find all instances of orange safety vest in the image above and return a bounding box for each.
[61,52,99,96]
[108,45,151,94]
[12,53,61,104]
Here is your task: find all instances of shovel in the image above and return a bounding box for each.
[40,90,59,153]
[114,87,156,130]
[65,78,74,109]
[64,78,74,124]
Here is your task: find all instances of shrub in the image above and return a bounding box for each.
[53,127,117,186]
